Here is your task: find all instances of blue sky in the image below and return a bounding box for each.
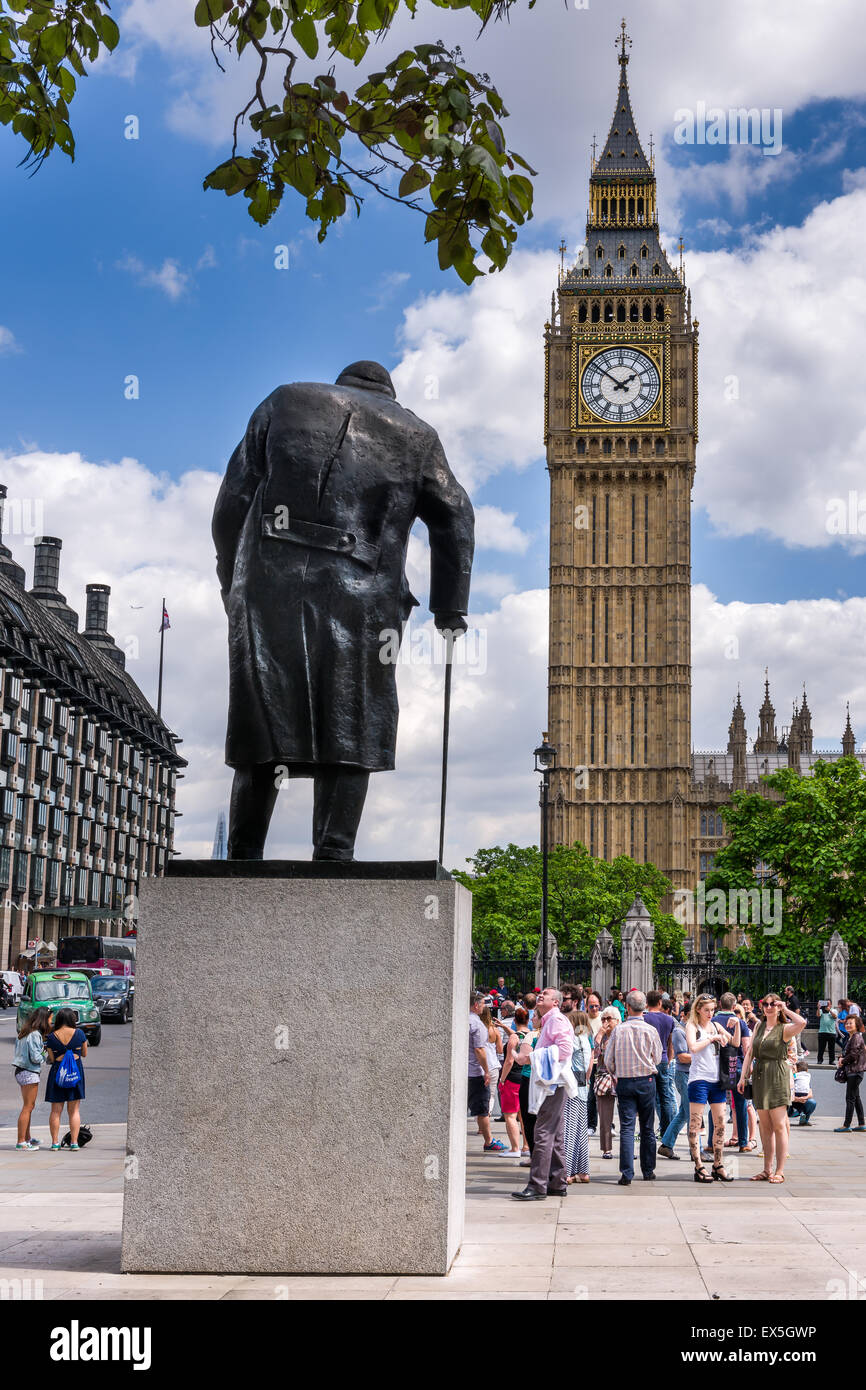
[2,0,866,858]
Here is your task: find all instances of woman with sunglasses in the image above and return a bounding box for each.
[738,992,805,1182]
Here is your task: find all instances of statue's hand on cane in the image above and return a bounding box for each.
[434,611,468,640]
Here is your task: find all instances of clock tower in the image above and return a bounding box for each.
[544,22,697,893]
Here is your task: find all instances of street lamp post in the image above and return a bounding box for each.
[534,732,557,989]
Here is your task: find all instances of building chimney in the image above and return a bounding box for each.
[29,536,79,630]
[83,582,125,669]
[0,485,26,588]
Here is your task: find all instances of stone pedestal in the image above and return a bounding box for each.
[121,863,471,1276]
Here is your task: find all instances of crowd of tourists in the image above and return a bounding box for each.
[468,980,866,1198]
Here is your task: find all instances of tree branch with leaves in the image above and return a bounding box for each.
[1,0,540,282]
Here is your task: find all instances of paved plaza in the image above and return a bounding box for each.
[2,1113,866,1301]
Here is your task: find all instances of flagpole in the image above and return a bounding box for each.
[157,596,166,717]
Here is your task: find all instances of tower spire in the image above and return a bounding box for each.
[843,702,856,757]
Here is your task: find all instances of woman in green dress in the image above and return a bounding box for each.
[738,992,806,1183]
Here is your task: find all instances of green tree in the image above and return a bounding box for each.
[705,757,866,963]
[454,841,685,961]
[0,0,538,283]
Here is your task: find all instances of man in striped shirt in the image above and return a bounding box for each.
[603,989,662,1185]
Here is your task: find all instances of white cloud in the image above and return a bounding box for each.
[391,249,551,491]
[474,505,531,554]
[689,183,866,549]
[0,326,21,355]
[117,253,190,300]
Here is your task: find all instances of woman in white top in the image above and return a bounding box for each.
[685,993,735,1184]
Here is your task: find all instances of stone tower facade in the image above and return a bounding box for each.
[545,24,698,892]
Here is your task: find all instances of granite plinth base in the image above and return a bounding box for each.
[121,872,471,1276]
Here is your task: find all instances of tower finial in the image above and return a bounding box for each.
[618,17,631,64]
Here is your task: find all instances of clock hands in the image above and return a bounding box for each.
[599,367,639,393]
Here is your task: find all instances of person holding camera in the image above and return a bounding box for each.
[818,1002,838,1065]
[685,994,734,1183]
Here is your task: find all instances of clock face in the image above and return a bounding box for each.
[581,347,661,423]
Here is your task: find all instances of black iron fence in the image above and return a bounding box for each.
[557,956,593,992]
[471,948,595,998]
[655,949,825,1025]
[471,945,536,997]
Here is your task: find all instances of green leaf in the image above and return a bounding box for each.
[398,161,430,197]
[464,143,501,186]
[194,0,225,25]
[291,15,318,58]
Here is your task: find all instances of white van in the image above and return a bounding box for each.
[0,971,23,1003]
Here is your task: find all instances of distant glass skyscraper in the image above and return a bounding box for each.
[211,811,228,860]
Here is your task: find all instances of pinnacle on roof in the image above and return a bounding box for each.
[593,20,652,177]
[843,703,856,756]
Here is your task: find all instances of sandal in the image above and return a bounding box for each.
[693,1165,713,1183]
[724,1138,738,1148]
[750,1170,772,1181]
[577,1174,590,1183]
[712,1164,735,1182]
[768,1173,785,1183]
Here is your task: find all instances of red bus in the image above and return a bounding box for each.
[58,934,136,978]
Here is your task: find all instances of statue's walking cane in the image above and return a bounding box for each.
[438,630,454,866]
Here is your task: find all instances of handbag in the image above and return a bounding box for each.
[594,1069,614,1097]
[834,1064,847,1084]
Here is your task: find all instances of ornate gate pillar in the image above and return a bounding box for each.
[824,930,849,1005]
[535,929,559,990]
[591,927,615,1002]
[620,896,654,999]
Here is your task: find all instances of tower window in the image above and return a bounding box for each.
[577,438,586,454]
[591,302,600,322]
[640,243,648,258]
[630,264,639,279]
[602,438,612,455]
[578,302,587,322]
[617,301,626,322]
[629,438,638,456]
[655,301,664,321]
[605,264,613,278]
[655,437,665,455]
[652,263,661,276]
[637,197,644,217]
[583,267,590,277]
[642,300,651,322]
[630,300,639,321]
[604,300,613,322]
[701,811,707,836]
[596,245,604,259]
[618,244,626,259]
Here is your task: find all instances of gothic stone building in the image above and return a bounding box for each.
[0,490,185,970]
[544,27,864,931]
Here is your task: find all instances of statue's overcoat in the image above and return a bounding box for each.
[212,376,474,770]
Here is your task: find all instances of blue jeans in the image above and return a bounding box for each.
[615,1075,657,1180]
[661,1069,690,1149]
[654,1059,677,1133]
[707,1085,749,1149]
[794,1098,817,1123]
